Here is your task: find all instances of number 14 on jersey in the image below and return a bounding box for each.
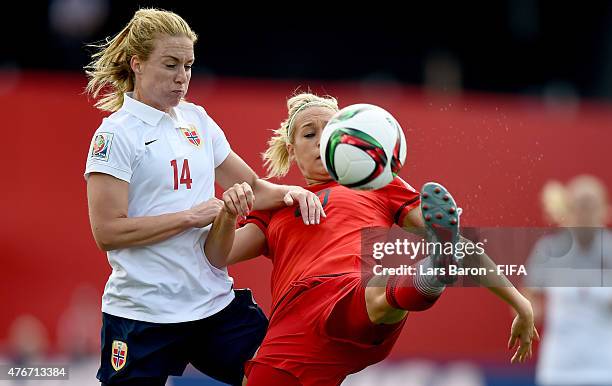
[170,159,192,190]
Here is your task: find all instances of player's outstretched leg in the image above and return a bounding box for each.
[420,181,462,284]
[366,182,464,323]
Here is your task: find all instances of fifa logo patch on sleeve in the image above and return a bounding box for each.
[111,340,128,371]
[91,132,114,161]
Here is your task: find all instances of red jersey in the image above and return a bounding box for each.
[241,177,420,311]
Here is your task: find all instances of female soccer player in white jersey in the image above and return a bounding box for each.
[205,93,540,386]
[83,9,323,386]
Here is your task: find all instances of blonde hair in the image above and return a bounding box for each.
[541,180,567,225]
[85,8,197,112]
[567,174,608,204]
[263,93,338,178]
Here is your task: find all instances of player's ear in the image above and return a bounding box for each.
[130,56,142,75]
[286,143,295,160]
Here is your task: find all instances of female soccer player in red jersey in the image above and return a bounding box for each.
[206,93,538,386]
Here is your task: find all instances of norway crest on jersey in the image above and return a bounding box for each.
[179,125,201,147]
[111,340,128,371]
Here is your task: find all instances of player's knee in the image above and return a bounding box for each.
[365,287,407,324]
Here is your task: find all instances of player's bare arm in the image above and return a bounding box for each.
[215,151,325,224]
[401,205,538,363]
[204,207,266,268]
[521,287,545,324]
[458,235,539,362]
[87,172,223,251]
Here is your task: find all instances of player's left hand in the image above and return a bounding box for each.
[283,188,326,225]
[508,313,540,363]
[222,182,254,218]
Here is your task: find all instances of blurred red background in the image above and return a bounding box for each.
[1,72,610,362]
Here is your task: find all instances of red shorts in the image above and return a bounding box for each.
[245,272,406,386]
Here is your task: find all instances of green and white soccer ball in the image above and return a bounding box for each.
[320,104,407,190]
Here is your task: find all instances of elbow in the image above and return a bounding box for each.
[204,246,228,269]
[210,258,227,269]
[89,215,127,252]
[92,230,118,252]
[206,253,228,269]
[94,237,116,252]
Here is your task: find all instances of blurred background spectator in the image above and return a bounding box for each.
[6,315,49,365]
[524,176,612,386]
[56,284,100,360]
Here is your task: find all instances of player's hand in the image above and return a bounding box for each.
[283,188,326,225]
[508,312,540,363]
[222,182,254,218]
[189,198,224,228]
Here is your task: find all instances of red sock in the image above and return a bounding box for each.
[246,363,300,386]
[385,273,442,311]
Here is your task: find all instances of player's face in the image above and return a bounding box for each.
[288,106,335,185]
[132,34,194,113]
[567,185,608,226]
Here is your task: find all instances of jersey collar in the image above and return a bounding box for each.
[305,180,337,192]
[122,93,166,127]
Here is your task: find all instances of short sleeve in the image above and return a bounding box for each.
[382,177,421,226]
[198,107,231,167]
[238,210,272,257]
[238,210,272,235]
[84,121,134,183]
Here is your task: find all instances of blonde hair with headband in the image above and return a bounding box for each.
[263,93,338,178]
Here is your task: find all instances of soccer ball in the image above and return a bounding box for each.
[320,104,407,190]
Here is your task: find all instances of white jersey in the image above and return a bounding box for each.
[527,231,612,385]
[84,93,234,323]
